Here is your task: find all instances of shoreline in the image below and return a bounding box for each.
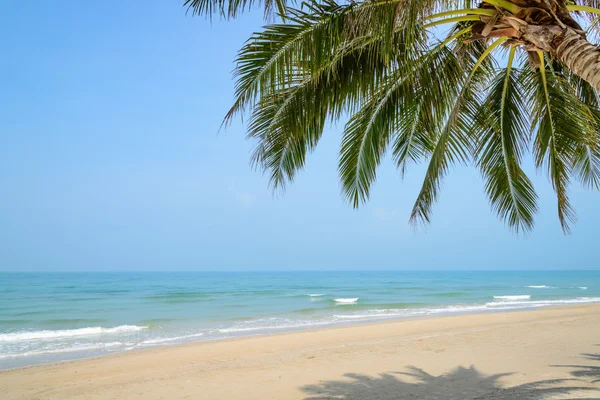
[2,301,597,372]
[3,270,597,372]
[2,304,599,399]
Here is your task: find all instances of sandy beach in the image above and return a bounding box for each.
[2,304,599,399]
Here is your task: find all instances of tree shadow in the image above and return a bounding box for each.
[301,365,592,400]
[552,352,600,384]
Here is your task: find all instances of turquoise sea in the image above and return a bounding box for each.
[1,271,599,369]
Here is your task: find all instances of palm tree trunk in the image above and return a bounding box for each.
[522,26,600,91]
[553,29,600,91]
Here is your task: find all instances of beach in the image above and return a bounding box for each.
[2,304,599,399]
[3,271,599,370]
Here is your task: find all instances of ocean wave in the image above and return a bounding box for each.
[333,305,490,320]
[308,294,325,297]
[525,285,555,289]
[334,298,359,304]
[493,295,530,301]
[425,304,490,314]
[0,341,129,359]
[578,287,588,290]
[220,297,600,334]
[139,332,205,345]
[486,297,600,307]
[333,313,399,319]
[0,325,148,343]
[218,319,334,334]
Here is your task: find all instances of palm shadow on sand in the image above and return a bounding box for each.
[301,365,593,400]
[551,351,600,385]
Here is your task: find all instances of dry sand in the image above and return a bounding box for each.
[2,304,599,399]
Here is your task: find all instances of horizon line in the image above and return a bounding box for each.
[1,269,598,273]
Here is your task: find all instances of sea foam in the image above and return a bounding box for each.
[493,295,530,301]
[0,341,130,359]
[0,325,148,343]
[525,285,555,289]
[334,298,359,304]
[139,332,205,345]
[486,297,600,307]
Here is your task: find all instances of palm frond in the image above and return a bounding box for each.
[409,36,495,226]
[564,69,600,190]
[184,0,288,19]
[520,53,592,233]
[339,30,468,207]
[224,1,351,125]
[475,48,538,233]
[211,0,600,233]
[249,21,410,189]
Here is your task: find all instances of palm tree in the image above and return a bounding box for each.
[186,0,600,233]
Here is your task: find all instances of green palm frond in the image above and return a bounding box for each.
[521,53,592,233]
[224,0,426,126]
[339,71,401,208]
[248,16,412,189]
[184,0,288,19]
[393,27,472,176]
[474,48,538,233]
[204,0,600,233]
[339,33,467,207]
[409,36,495,226]
[224,1,349,125]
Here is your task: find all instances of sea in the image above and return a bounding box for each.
[1,270,599,370]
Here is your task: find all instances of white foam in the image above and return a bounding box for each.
[525,285,555,289]
[333,297,600,323]
[308,294,325,297]
[426,305,489,314]
[0,342,129,359]
[333,313,401,320]
[217,319,333,333]
[139,332,204,345]
[0,325,148,343]
[486,297,600,307]
[493,295,530,301]
[579,287,588,290]
[334,298,359,304]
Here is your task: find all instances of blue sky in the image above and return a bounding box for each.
[1,0,598,271]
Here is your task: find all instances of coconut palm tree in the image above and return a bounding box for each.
[186,0,600,233]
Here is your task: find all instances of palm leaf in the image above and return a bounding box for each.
[475,48,538,232]
[409,36,496,226]
[184,0,288,19]
[249,23,408,189]
[520,53,591,233]
[211,0,600,233]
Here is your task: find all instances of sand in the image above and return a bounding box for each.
[1,304,599,399]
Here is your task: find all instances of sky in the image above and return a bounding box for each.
[0,0,598,271]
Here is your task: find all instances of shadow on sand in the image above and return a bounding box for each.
[301,351,600,400]
[552,350,600,385]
